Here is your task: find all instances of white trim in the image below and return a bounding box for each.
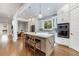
[13,3,31,18]
[17,18,29,22]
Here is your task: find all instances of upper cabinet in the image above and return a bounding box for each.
[57,4,70,23]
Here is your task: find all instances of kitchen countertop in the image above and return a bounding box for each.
[25,32,53,38]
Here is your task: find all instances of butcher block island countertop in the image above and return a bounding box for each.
[25,32,55,56]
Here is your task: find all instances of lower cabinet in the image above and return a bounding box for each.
[25,34,54,56]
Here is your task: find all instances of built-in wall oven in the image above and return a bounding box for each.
[57,23,69,38]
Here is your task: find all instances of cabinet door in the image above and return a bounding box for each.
[70,6,79,51]
[57,4,69,23]
[57,10,63,23]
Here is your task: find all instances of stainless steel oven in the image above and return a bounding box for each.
[57,23,69,38]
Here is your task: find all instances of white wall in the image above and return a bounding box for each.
[28,18,36,32]
[35,16,57,33]
[12,17,37,41]
[56,3,79,52]
[8,23,12,34]
[0,23,7,35]
[18,21,28,33]
[0,22,12,35]
[0,16,12,35]
[12,18,18,42]
[69,3,79,51]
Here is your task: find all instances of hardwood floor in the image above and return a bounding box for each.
[52,44,79,56]
[0,34,79,56]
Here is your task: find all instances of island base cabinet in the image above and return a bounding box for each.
[35,36,54,56]
[45,36,54,56]
[25,33,54,56]
[40,38,46,53]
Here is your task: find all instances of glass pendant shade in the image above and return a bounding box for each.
[38,13,43,18]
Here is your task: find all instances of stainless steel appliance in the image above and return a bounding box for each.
[57,23,69,38]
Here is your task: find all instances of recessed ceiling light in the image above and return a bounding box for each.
[47,8,50,10]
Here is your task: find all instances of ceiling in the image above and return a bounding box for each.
[0,3,23,23]
[0,3,65,23]
[17,3,65,19]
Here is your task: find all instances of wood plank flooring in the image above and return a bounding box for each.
[52,44,79,56]
[0,34,79,56]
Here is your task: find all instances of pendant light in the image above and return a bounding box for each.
[29,6,32,21]
[38,3,43,18]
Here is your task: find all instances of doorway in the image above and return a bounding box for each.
[18,21,28,33]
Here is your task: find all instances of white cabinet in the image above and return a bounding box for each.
[55,33,69,46]
[56,3,79,52]
[57,4,70,23]
[69,5,79,51]
[52,16,57,28]
[56,4,70,46]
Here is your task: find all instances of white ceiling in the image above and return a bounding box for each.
[0,3,23,23]
[17,3,65,19]
[0,3,65,23]
[0,3,23,17]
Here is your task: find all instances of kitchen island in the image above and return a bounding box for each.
[25,32,55,56]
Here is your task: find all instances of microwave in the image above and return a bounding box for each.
[57,23,69,38]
